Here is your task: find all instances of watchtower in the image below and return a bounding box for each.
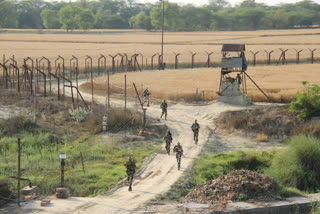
[217,43,269,105]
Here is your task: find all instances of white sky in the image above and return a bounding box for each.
[137,0,320,6]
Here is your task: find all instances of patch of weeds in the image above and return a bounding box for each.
[237,193,249,201]
[310,202,320,214]
[69,107,92,122]
[265,135,320,192]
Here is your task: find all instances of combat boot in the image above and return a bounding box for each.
[129,186,132,191]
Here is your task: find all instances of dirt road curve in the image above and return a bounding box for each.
[18,83,281,214]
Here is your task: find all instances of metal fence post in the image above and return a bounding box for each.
[17,138,21,207]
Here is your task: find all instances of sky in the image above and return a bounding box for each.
[137,0,320,6]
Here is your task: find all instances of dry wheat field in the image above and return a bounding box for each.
[1,29,320,68]
[90,64,320,102]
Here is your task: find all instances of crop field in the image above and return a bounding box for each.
[1,29,320,69]
[90,64,320,102]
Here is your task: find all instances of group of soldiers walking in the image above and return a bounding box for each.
[124,88,200,191]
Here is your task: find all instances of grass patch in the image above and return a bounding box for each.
[0,91,157,197]
[265,135,320,192]
[158,148,308,202]
[0,133,161,197]
[192,151,275,184]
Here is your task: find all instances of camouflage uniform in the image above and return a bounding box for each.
[164,131,173,155]
[143,89,151,107]
[191,122,200,142]
[173,144,183,170]
[160,100,168,120]
[124,159,136,191]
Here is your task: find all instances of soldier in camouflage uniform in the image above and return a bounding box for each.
[191,120,200,144]
[173,142,183,170]
[163,130,173,155]
[142,88,151,107]
[160,100,168,120]
[124,156,136,191]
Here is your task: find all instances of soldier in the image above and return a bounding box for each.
[191,120,200,144]
[124,156,136,191]
[143,88,151,107]
[173,142,183,170]
[164,130,173,155]
[160,100,168,120]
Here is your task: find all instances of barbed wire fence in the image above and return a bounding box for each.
[0,47,318,209]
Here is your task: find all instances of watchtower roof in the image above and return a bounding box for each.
[222,43,245,52]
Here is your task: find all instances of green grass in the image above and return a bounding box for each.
[192,150,275,184]
[156,148,305,201]
[265,135,320,192]
[0,132,161,197]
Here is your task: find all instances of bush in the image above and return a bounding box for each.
[290,82,320,119]
[0,113,36,136]
[266,135,320,192]
[68,107,92,122]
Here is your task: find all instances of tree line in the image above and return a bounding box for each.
[0,0,320,31]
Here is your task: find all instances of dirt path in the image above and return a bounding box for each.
[16,82,282,214]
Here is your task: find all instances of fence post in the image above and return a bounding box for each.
[250,51,259,66]
[151,54,156,70]
[278,48,288,65]
[294,49,303,64]
[309,48,317,64]
[107,68,110,107]
[125,74,127,111]
[174,52,180,69]
[109,54,118,74]
[71,55,79,100]
[143,108,147,128]
[190,52,196,69]
[264,50,273,65]
[17,138,21,207]
[206,52,213,67]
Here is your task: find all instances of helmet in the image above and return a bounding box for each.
[177,142,180,145]
[128,156,132,160]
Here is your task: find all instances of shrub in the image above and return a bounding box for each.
[290,82,320,119]
[68,107,92,122]
[0,113,36,136]
[266,135,320,192]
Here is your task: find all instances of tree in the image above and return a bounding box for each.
[17,0,45,28]
[150,2,181,31]
[0,1,18,28]
[58,5,80,31]
[130,11,151,30]
[233,7,265,30]
[208,0,230,12]
[180,5,212,31]
[40,8,61,29]
[77,8,96,30]
[95,8,126,29]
